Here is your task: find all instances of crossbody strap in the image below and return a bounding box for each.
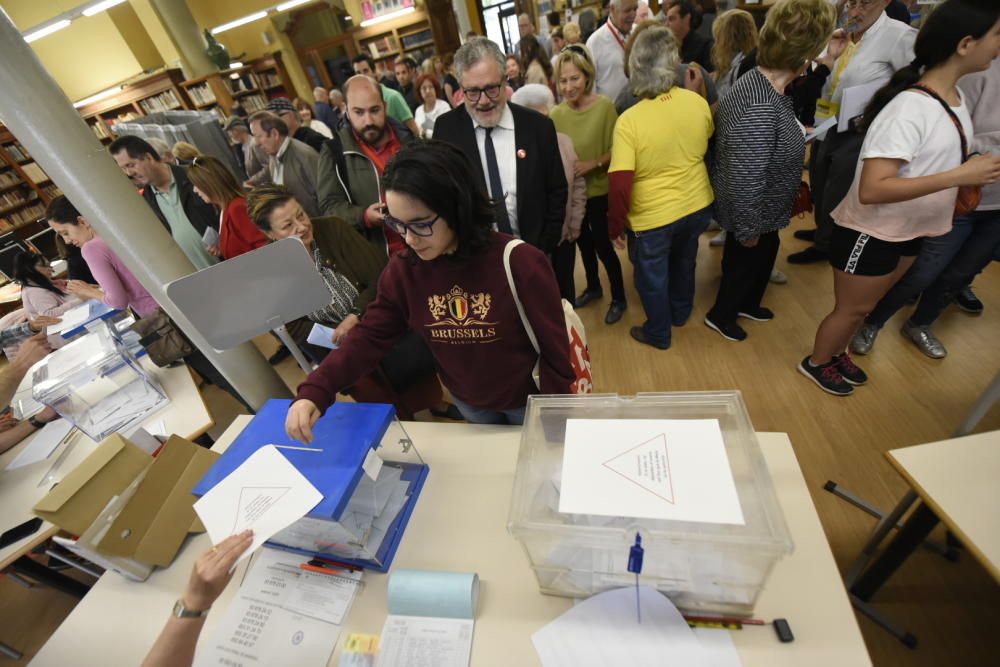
[502,239,541,389]
[909,83,969,160]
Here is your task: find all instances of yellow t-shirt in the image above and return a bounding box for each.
[608,88,714,232]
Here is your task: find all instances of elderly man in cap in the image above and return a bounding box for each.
[266,97,327,153]
[225,116,270,186]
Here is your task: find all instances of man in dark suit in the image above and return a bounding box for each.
[433,37,567,258]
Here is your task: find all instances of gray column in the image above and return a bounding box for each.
[0,11,291,410]
[148,0,216,78]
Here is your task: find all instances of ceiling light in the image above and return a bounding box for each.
[74,85,124,108]
[210,11,268,35]
[359,6,415,27]
[276,0,312,11]
[82,0,128,17]
[24,19,72,43]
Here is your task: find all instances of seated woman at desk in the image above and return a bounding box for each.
[285,141,575,438]
[247,185,460,421]
[44,196,250,411]
[44,196,159,318]
[13,251,81,318]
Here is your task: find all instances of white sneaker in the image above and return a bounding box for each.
[769,269,787,284]
[710,230,726,247]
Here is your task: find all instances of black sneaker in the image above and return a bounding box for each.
[704,315,747,341]
[833,352,868,386]
[955,286,984,314]
[574,289,603,308]
[793,229,816,241]
[787,246,829,264]
[798,356,853,396]
[268,346,292,364]
[605,300,627,324]
[737,307,774,322]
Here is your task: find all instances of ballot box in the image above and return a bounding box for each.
[31,326,168,442]
[507,392,793,616]
[193,399,428,572]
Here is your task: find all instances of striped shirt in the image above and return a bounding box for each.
[710,68,805,242]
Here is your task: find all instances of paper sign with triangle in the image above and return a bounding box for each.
[601,433,675,504]
[232,486,291,534]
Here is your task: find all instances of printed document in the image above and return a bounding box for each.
[194,445,323,562]
[559,419,745,525]
[5,420,73,471]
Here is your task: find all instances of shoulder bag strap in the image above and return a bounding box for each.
[502,239,542,388]
[909,83,969,160]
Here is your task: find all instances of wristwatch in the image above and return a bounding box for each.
[173,599,210,619]
[27,415,47,429]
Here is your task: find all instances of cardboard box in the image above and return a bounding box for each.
[33,433,150,536]
[33,434,218,573]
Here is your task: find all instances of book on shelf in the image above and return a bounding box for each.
[0,190,34,209]
[42,184,61,199]
[4,142,30,162]
[0,171,20,188]
[89,121,111,140]
[239,93,268,112]
[138,89,182,114]
[258,72,282,89]
[7,202,46,225]
[187,83,217,106]
[21,162,48,184]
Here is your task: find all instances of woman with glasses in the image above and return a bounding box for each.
[187,155,269,261]
[787,0,916,265]
[550,45,627,324]
[248,184,459,421]
[13,251,81,318]
[285,141,575,437]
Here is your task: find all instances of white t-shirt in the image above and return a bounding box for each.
[414,99,451,138]
[833,89,973,241]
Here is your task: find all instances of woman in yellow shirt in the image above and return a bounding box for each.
[607,26,715,350]
[550,45,627,324]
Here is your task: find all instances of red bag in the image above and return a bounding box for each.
[791,181,813,218]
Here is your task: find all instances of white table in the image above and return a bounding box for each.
[0,359,214,570]
[31,420,871,667]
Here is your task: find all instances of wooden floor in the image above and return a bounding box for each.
[3,214,998,665]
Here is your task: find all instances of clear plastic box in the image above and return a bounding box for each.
[507,392,793,616]
[31,326,168,442]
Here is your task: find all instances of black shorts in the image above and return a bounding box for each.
[829,225,923,276]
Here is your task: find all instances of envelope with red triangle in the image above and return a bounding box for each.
[558,419,745,525]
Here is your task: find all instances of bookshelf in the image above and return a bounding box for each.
[354,10,435,69]
[0,127,60,234]
[251,52,299,102]
[76,69,193,140]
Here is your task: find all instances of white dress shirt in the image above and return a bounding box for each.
[816,12,916,120]
[586,21,629,102]
[472,104,519,237]
[270,136,291,185]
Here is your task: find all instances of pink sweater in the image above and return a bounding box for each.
[20,285,80,319]
[80,237,160,318]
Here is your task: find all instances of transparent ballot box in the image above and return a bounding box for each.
[193,400,428,572]
[507,392,793,616]
[31,326,168,442]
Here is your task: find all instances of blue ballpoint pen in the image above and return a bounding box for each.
[627,532,644,623]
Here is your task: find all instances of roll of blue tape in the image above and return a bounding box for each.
[387,569,480,619]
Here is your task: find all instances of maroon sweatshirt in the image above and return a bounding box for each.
[296,233,575,413]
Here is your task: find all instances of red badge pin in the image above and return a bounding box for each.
[517,149,527,159]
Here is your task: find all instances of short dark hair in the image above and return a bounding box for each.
[381,141,493,262]
[670,1,703,30]
[352,53,376,71]
[46,195,81,224]
[246,184,297,232]
[108,135,160,161]
[399,56,418,71]
[248,111,289,137]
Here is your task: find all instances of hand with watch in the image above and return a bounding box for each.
[143,531,254,667]
[28,406,59,430]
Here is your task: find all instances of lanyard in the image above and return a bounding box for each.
[607,21,626,52]
[829,38,862,99]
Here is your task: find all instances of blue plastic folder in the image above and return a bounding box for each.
[192,399,429,572]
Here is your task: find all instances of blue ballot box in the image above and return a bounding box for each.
[193,399,428,572]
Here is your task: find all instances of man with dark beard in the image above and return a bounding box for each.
[317,75,415,260]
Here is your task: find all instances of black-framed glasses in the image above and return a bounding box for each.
[462,81,504,103]
[383,212,440,237]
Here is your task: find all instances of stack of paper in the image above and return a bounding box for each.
[4,420,74,471]
[195,547,363,667]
